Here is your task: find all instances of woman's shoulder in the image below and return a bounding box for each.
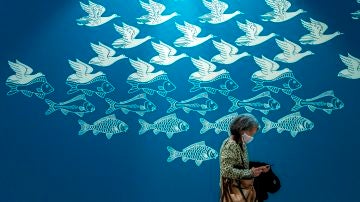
[220,137,239,150]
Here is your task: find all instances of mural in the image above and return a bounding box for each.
[3,0,359,201]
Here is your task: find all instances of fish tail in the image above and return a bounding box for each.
[252,82,264,91]
[78,119,91,136]
[44,99,57,115]
[138,119,151,135]
[166,146,181,162]
[228,96,240,112]
[291,95,303,111]
[189,81,201,92]
[66,83,79,95]
[105,98,117,114]
[127,81,140,94]
[199,118,214,134]
[166,97,178,113]
[262,117,274,133]
[6,83,19,96]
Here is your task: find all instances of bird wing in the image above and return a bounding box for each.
[254,56,279,75]
[149,0,166,15]
[114,23,140,41]
[309,18,328,34]
[129,58,155,77]
[275,38,302,56]
[91,42,116,60]
[176,22,201,39]
[340,54,359,73]
[68,59,94,77]
[151,41,177,59]
[191,57,216,76]
[213,40,238,57]
[80,1,105,18]
[8,60,34,77]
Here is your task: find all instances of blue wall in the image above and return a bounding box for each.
[1,0,359,201]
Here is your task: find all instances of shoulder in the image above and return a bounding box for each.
[220,137,239,153]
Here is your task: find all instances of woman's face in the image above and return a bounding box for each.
[244,127,258,137]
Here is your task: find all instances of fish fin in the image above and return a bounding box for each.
[183,107,192,114]
[93,130,100,135]
[205,87,217,94]
[282,89,293,95]
[166,132,174,139]
[195,160,203,166]
[189,82,201,92]
[153,129,161,135]
[200,118,213,134]
[244,106,253,112]
[6,86,19,96]
[157,90,167,97]
[290,131,298,137]
[127,81,140,94]
[242,91,272,102]
[75,112,84,117]
[35,93,45,99]
[136,111,146,116]
[118,93,147,104]
[197,110,206,116]
[261,117,274,133]
[106,133,113,139]
[219,90,229,96]
[105,98,117,114]
[215,128,222,134]
[78,120,91,135]
[143,88,155,95]
[61,109,70,115]
[277,128,285,133]
[306,90,335,101]
[21,90,33,97]
[138,119,151,135]
[60,94,86,105]
[96,92,106,98]
[167,146,180,162]
[308,105,317,112]
[182,156,190,162]
[252,83,264,91]
[121,108,130,114]
[291,95,303,111]
[166,97,178,113]
[323,109,332,114]
[44,99,57,115]
[268,86,280,93]
[260,110,269,115]
[82,89,94,96]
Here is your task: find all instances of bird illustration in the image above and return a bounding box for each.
[89,42,127,66]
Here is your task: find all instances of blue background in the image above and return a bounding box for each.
[1,0,359,201]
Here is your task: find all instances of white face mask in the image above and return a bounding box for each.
[242,132,254,144]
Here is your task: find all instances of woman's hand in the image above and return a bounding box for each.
[250,167,263,177]
[260,165,271,173]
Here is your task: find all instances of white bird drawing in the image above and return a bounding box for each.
[338,53,360,79]
[235,20,278,46]
[89,42,127,66]
[137,0,179,25]
[128,58,166,82]
[199,0,242,24]
[112,22,153,49]
[211,39,250,64]
[299,18,343,45]
[274,38,314,63]
[67,59,104,83]
[150,41,188,65]
[252,55,291,80]
[76,1,119,27]
[261,0,306,22]
[174,21,216,47]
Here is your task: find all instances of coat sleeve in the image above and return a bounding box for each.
[220,143,254,180]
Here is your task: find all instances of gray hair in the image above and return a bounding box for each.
[229,113,261,137]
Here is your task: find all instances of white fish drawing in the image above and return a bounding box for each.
[199,0,243,24]
[150,41,188,65]
[112,22,153,49]
[299,18,343,45]
[6,60,54,99]
[291,90,344,114]
[262,112,314,137]
[174,21,216,47]
[66,59,115,98]
[45,94,95,117]
[228,91,280,115]
[274,38,314,63]
[137,0,179,25]
[200,113,238,134]
[76,1,119,27]
[338,53,360,79]
[235,20,278,46]
[167,141,218,166]
[105,93,157,116]
[138,113,189,139]
[261,0,306,22]
[127,58,176,97]
[166,92,218,115]
[188,57,238,96]
[78,114,128,139]
[89,42,127,66]
[211,39,250,64]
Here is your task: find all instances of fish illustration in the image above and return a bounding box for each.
[105,93,157,116]
[45,94,95,117]
[78,114,128,139]
[200,113,239,134]
[66,59,115,98]
[262,112,314,137]
[228,91,281,114]
[166,92,218,115]
[167,141,218,166]
[138,113,189,139]
[6,60,54,99]
[291,90,344,114]
[251,72,301,95]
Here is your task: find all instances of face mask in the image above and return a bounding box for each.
[242,132,254,144]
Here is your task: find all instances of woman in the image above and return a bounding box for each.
[219,113,270,202]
